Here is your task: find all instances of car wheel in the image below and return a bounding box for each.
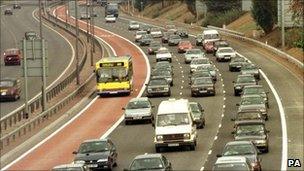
[170,81,173,86]
[113,162,117,167]
[234,90,238,96]
[190,144,195,151]
[155,146,161,153]
[264,147,269,153]
[125,120,130,125]
[169,59,172,63]
[229,67,232,71]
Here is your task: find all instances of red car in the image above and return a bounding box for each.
[0,78,21,101]
[178,40,193,53]
[203,41,215,53]
[3,48,22,65]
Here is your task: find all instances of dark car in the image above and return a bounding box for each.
[241,63,260,80]
[25,31,38,40]
[242,85,269,108]
[73,139,118,170]
[233,74,257,96]
[4,8,13,15]
[146,78,171,97]
[237,94,268,120]
[162,31,175,43]
[3,48,22,65]
[190,77,215,97]
[0,78,21,101]
[213,40,229,55]
[229,57,249,72]
[195,34,203,46]
[177,28,188,38]
[168,35,181,46]
[124,153,172,171]
[151,69,173,86]
[189,102,205,128]
[140,24,151,33]
[232,120,269,153]
[217,141,262,171]
[190,70,213,84]
[140,34,153,46]
[147,41,162,55]
[13,4,21,9]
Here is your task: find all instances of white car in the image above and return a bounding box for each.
[150,28,163,38]
[156,47,172,63]
[105,15,116,23]
[184,49,205,64]
[122,97,154,124]
[215,47,236,62]
[190,58,211,73]
[128,21,140,30]
[135,30,147,42]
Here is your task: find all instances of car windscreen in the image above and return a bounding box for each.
[189,104,201,117]
[78,141,108,153]
[136,31,147,35]
[130,158,164,170]
[157,50,170,54]
[157,113,190,126]
[152,70,170,77]
[186,49,202,54]
[191,58,209,64]
[213,163,250,171]
[243,87,265,95]
[223,144,255,156]
[149,79,167,86]
[218,48,233,53]
[237,112,262,120]
[242,65,257,70]
[180,41,190,45]
[127,100,150,109]
[241,96,264,105]
[236,124,265,136]
[237,76,255,83]
[193,78,212,85]
[97,67,128,83]
[193,72,210,78]
[0,80,14,88]
[204,34,219,39]
[169,35,180,39]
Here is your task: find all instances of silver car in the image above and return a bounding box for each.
[190,58,211,73]
[215,47,236,62]
[184,49,205,64]
[241,63,260,80]
[123,97,154,124]
[128,21,140,30]
[242,85,269,108]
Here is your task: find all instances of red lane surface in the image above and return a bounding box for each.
[7,5,147,170]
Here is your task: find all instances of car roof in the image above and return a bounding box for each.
[129,97,149,102]
[215,156,248,164]
[134,153,162,159]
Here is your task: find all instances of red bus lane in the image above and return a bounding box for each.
[6,5,148,171]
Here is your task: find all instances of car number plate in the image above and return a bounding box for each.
[224,57,230,59]
[134,116,142,119]
[200,90,207,93]
[87,164,98,168]
[109,91,118,94]
[168,143,179,147]
[237,65,241,68]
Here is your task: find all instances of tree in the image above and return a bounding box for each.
[251,0,277,34]
[204,0,241,12]
[290,0,304,24]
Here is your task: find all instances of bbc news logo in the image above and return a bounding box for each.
[288,159,302,167]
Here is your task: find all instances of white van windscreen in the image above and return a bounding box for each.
[205,34,219,40]
[157,113,189,126]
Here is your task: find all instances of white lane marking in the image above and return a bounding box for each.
[221,114,224,117]
[214,136,218,141]
[182,80,184,83]
[223,97,226,101]
[182,75,184,78]
[179,92,183,95]
[179,66,182,69]
[223,105,226,108]
[223,90,225,94]
[208,150,212,155]
[222,84,224,87]
[181,86,183,89]
[181,70,183,73]
[236,52,288,171]
[1,8,76,121]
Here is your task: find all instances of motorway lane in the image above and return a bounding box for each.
[4,5,148,170]
[94,9,286,170]
[0,5,73,116]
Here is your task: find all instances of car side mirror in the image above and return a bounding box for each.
[202,109,205,112]
[236,103,240,106]
[152,122,155,128]
[257,150,263,155]
[169,162,172,167]
[266,91,269,94]
[232,81,235,83]
[231,131,235,134]
[122,107,126,110]
[145,83,148,86]
[216,154,222,157]
[231,118,235,121]
[72,151,77,154]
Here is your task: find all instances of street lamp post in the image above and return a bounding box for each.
[75,0,80,85]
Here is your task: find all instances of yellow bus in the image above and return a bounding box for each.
[95,56,133,96]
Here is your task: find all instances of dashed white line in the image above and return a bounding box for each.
[223,105,226,108]
[223,97,226,100]
[181,86,183,89]
[223,90,226,94]
[219,124,222,128]
[221,114,224,117]
[214,136,218,141]
[208,150,212,155]
[179,92,183,95]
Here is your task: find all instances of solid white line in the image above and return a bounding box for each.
[236,52,288,171]
[1,8,76,121]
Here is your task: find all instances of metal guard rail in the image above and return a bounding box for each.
[207,25,303,69]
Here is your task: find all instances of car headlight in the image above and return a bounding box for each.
[164,87,169,91]
[156,135,163,141]
[192,87,199,91]
[147,88,152,92]
[1,92,6,95]
[235,86,241,89]
[255,140,266,144]
[207,87,214,90]
[97,158,108,163]
[259,109,266,113]
[264,97,267,101]
[74,160,85,164]
[183,133,190,139]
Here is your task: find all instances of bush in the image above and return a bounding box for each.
[286,28,304,49]
[202,9,244,27]
[184,15,196,24]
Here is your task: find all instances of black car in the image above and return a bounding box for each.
[229,57,249,72]
[0,78,21,101]
[124,153,172,171]
[13,4,21,9]
[146,78,171,97]
[4,8,13,15]
[140,34,153,46]
[168,35,181,46]
[190,77,215,96]
[195,34,203,46]
[73,139,118,170]
[232,120,269,153]
[177,28,188,38]
[233,74,257,96]
[217,141,262,171]
[147,41,161,55]
[189,102,205,128]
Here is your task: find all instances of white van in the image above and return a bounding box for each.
[154,98,197,152]
[202,29,220,45]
